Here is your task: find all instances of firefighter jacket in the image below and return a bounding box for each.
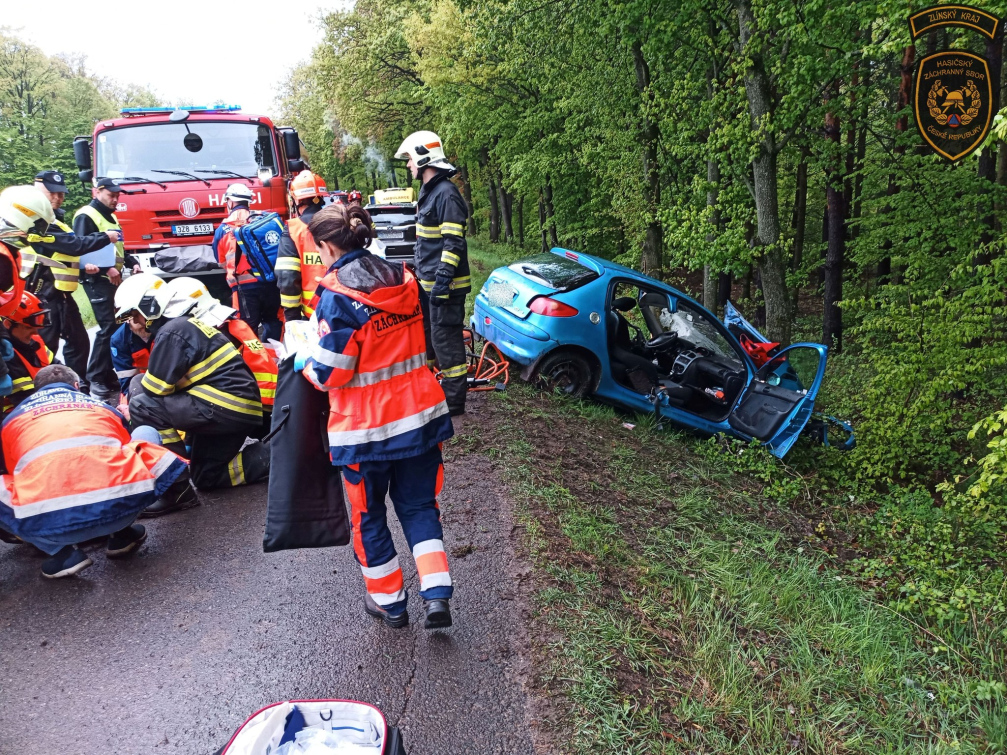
[414,170,470,299]
[110,323,152,395]
[302,248,453,465]
[275,203,324,319]
[0,383,187,549]
[222,317,277,408]
[72,200,137,274]
[2,334,53,416]
[212,208,259,290]
[141,316,263,423]
[20,209,110,293]
[0,241,25,320]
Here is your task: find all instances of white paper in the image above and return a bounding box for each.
[78,244,117,269]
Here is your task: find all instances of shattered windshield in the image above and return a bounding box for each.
[509,254,599,291]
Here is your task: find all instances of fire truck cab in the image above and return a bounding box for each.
[72,105,304,296]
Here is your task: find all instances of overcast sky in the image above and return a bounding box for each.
[3,0,346,116]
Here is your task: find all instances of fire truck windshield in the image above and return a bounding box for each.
[96,122,276,184]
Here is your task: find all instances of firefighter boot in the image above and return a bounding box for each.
[364,592,409,629]
[140,472,199,518]
[423,599,452,629]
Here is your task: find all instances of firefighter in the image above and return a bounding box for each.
[73,177,142,403]
[120,274,269,513]
[0,364,189,579]
[26,171,119,388]
[298,203,455,630]
[211,183,282,342]
[110,304,154,399]
[1,291,54,416]
[0,186,51,320]
[347,190,363,206]
[161,276,277,434]
[274,170,329,321]
[394,131,471,416]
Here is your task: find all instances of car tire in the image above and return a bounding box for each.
[533,351,593,398]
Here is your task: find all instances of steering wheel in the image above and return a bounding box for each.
[645,331,679,352]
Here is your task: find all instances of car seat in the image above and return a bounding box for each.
[608,297,659,392]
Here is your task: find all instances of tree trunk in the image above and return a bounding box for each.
[632,39,663,275]
[737,0,790,344]
[499,183,515,242]
[976,26,1004,264]
[704,153,720,311]
[458,165,477,235]
[539,191,548,252]
[718,272,732,310]
[742,267,752,302]
[790,150,808,304]
[880,44,915,285]
[487,172,500,243]
[823,81,845,352]
[543,177,558,247]
[517,195,525,245]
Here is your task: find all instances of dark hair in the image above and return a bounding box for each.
[308,204,372,251]
[34,364,80,390]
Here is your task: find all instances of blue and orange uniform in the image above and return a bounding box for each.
[1,334,52,416]
[302,248,454,616]
[110,323,152,397]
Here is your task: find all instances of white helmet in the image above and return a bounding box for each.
[160,276,235,325]
[223,183,254,204]
[113,272,166,321]
[0,186,56,249]
[394,130,455,172]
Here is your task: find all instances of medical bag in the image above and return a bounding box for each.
[234,212,285,283]
[216,699,407,754]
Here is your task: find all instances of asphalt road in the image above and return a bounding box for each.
[0,417,535,754]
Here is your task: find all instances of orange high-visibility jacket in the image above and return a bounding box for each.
[214,210,258,289]
[223,318,277,408]
[287,218,327,316]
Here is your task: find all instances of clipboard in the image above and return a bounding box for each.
[78,245,117,269]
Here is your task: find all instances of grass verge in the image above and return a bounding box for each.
[72,286,96,328]
[458,386,1007,753]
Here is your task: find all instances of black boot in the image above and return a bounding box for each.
[423,599,452,629]
[364,592,409,629]
[140,473,199,518]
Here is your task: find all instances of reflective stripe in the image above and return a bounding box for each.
[148,451,178,479]
[369,589,407,607]
[413,539,445,558]
[418,279,434,292]
[11,480,156,519]
[416,224,442,239]
[441,251,461,266]
[141,371,176,396]
[116,368,139,379]
[158,428,182,444]
[14,435,121,475]
[253,371,277,383]
[451,275,471,287]
[177,343,240,388]
[11,377,34,393]
[188,385,262,417]
[441,363,468,379]
[345,352,426,389]
[280,293,301,309]
[274,257,301,272]
[228,452,245,486]
[328,401,448,446]
[311,345,358,371]
[19,250,37,278]
[420,572,453,590]
[361,557,401,580]
[441,222,464,237]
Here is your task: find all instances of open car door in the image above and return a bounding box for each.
[727,344,828,457]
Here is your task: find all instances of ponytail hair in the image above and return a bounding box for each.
[308,203,372,251]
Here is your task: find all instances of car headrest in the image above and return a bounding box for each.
[639,292,667,309]
[613,296,636,312]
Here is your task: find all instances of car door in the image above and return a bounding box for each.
[727,343,828,457]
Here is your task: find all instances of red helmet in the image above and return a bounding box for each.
[348,190,363,204]
[5,291,49,328]
[289,170,328,203]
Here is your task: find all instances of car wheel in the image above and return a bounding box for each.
[534,351,593,398]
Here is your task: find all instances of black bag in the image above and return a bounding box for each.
[153,245,222,274]
[263,358,349,552]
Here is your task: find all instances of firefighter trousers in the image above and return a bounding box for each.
[37,287,90,389]
[127,375,269,490]
[341,445,452,616]
[82,275,120,394]
[420,289,467,414]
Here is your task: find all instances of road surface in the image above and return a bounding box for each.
[0,420,535,754]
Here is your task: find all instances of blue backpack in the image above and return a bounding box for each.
[233,212,285,283]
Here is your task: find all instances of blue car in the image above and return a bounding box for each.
[472,248,833,458]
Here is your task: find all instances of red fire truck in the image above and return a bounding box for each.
[72,105,305,296]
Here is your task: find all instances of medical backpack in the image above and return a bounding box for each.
[233,212,285,283]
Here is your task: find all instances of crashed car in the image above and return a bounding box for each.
[472,248,849,457]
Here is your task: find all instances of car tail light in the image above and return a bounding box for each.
[528,296,578,317]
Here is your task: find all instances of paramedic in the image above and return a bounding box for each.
[1,292,54,416]
[299,203,455,630]
[110,310,153,399]
[211,183,282,342]
[274,170,329,321]
[394,131,470,416]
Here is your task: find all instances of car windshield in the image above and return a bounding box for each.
[668,302,742,363]
[509,253,599,291]
[96,122,276,183]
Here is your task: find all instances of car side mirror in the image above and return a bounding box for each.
[283,130,301,161]
[73,138,92,170]
[287,158,305,174]
[78,169,93,184]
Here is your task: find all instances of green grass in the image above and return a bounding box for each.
[72,287,96,328]
[465,235,530,318]
[461,386,1007,754]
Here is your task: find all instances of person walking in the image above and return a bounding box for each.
[274,170,329,321]
[298,203,455,630]
[211,183,282,342]
[394,131,471,416]
[0,364,189,578]
[73,177,142,403]
[25,171,118,386]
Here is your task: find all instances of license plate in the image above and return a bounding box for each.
[377,229,404,240]
[172,223,213,236]
[485,280,517,308]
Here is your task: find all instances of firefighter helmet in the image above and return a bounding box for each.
[347,189,363,204]
[394,130,455,172]
[114,272,166,322]
[4,291,50,328]
[161,276,235,325]
[223,183,254,205]
[289,170,328,203]
[0,185,55,249]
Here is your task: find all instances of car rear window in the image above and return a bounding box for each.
[367,205,416,218]
[508,254,599,291]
